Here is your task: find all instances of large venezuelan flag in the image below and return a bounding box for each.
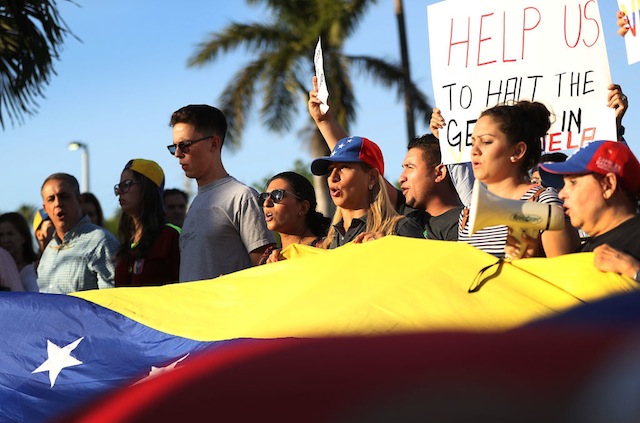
[0,237,636,421]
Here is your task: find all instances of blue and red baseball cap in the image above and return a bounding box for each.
[311,136,385,176]
[539,140,640,196]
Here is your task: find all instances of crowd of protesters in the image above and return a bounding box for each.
[1,10,638,291]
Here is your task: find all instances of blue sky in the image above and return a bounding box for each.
[2,0,637,219]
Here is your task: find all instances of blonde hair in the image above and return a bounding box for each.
[319,171,403,249]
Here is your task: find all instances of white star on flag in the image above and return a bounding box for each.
[337,143,345,149]
[346,138,353,143]
[32,337,84,388]
[134,353,190,385]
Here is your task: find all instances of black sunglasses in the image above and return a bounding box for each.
[167,135,212,155]
[114,179,138,195]
[258,189,301,204]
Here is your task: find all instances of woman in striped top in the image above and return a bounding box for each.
[455,101,580,258]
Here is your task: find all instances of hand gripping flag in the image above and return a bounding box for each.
[0,237,636,421]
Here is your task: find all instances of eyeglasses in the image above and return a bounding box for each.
[166,136,212,155]
[258,189,301,204]
[114,179,138,195]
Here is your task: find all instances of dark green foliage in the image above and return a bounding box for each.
[0,0,75,128]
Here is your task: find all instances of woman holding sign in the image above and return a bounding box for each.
[431,102,581,259]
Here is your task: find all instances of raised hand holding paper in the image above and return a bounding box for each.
[314,37,330,114]
[618,0,640,64]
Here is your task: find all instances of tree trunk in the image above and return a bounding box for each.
[310,130,335,218]
[395,0,415,143]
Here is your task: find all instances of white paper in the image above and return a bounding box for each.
[618,0,640,65]
[314,37,330,114]
[427,0,614,164]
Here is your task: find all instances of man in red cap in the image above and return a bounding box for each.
[539,140,640,283]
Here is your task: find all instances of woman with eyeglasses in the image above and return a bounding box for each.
[258,172,330,264]
[114,159,180,287]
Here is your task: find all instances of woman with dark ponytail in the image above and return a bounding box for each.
[434,101,580,258]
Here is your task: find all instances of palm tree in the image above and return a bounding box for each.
[0,0,73,128]
[188,0,432,214]
[394,0,414,141]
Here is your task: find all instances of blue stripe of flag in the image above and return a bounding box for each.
[0,292,227,422]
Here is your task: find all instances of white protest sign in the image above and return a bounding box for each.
[314,37,330,114]
[427,0,616,164]
[618,0,640,64]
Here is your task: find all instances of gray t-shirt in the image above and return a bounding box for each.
[179,176,275,282]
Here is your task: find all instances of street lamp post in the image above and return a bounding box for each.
[68,141,90,192]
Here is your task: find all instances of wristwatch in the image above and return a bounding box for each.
[635,268,640,283]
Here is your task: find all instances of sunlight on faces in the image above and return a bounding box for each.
[117,169,142,217]
[171,123,215,182]
[559,174,607,236]
[42,179,83,236]
[263,179,303,234]
[327,163,375,210]
[0,221,25,258]
[399,148,436,210]
[471,115,521,184]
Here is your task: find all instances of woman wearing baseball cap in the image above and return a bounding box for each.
[33,208,54,255]
[310,136,424,249]
[114,159,180,286]
[539,140,640,282]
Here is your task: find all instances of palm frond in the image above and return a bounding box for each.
[322,53,356,132]
[336,0,378,38]
[259,51,304,133]
[217,58,269,150]
[0,0,75,128]
[347,54,433,126]
[188,23,293,67]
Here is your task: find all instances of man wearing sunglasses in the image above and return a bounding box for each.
[168,104,275,282]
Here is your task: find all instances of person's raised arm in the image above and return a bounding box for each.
[308,76,397,205]
[429,108,445,139]
[607,83,629,141]
[308,76,347,150]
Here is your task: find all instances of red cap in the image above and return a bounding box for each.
[539,141,640,197]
